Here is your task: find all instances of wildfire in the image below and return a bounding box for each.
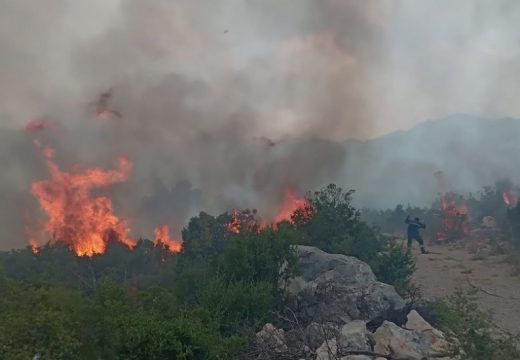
[226,209,265,234]
[502,191,518,207]
[30,243,41,255]
[273,188,308,225]
[437,195,469,241]
[226,210,242,234]
[225,188,311,234]
[434,171,469,241]
[154,224,182,253]
[30,146,135,257]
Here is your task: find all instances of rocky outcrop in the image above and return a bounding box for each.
[373,315,452,359]
[405,310,451,356]
[315,338,337,360]
[337,321,373,352]
[256,323,289,354]
[287,246,405,325]
[304,322,340,350]
[251,246,454,359]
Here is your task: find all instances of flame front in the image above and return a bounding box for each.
[30,147,135,257]
[225,188,310,234]
[154,224,182,253]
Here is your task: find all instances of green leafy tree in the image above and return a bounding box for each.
[181,211,230,261]
[292,184,415,293]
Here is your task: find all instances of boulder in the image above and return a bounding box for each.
[256,323,288,353]
[288,246,405,325]
[374,319,452,360]
[315,338,337,360]
[405,310,450,355]
[304,322,340,350]
[337,320,373,352]
[374,321,430,359]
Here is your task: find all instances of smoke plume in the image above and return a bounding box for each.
[1,0,520,248]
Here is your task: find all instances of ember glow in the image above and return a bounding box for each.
[502,191,518,207]
[30,145,135,257]
[24,119,56,134]
[154,224,182,253]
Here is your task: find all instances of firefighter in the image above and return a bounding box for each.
[405,215,427,254]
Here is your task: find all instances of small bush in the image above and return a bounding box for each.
[371,241,416,297]
[433,289,520,360]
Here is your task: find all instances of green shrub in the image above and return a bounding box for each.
[114,310,244,360]
[371,241,416,297]
[293,184,415,292]
[175,226,298,335]
[433,289,520,359]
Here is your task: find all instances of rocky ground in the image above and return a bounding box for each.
[411,240,520,335]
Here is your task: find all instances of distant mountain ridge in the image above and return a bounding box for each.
[340,115,520,208]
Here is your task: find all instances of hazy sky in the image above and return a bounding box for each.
[1,0,520,247]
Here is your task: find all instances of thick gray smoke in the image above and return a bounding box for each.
[1,1,520,248]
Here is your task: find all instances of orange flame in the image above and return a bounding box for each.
[225,188,310,234]
[226,210,242,234]
[434,172,469,241]
[31,244,41,255]
[225,209,265,234]
[273,188,308,225]
[30,146,135,257]
[153,224,182,253]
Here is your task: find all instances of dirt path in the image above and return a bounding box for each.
[410,242,520,334]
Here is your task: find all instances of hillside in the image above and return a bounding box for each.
[342,115,520,208]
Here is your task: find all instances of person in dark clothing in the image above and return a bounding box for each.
[405,215,427,254]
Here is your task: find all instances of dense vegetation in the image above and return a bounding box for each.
[2,182,519,359]
[0,184,418,359]
[10,182,520,359]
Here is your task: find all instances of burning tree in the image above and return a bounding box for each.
[154,224,182,253]
[29,146,135,257]
[436,192,469,242]
[224,187,312,235]
[434,171,469,242]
